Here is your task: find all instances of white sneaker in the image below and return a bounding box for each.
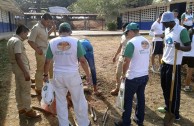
[183,86,192,92]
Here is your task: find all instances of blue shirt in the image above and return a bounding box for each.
[79,39,93,54]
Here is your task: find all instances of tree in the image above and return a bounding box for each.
[68,0,154,22]
[15,0,77,12]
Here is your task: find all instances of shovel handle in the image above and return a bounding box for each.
[169,49,178,111]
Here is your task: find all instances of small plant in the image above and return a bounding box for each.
[107,21,117,31]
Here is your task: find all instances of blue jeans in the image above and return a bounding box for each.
[122,75,149,126]
[84,52,97,85]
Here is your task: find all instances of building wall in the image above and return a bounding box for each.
[0,8,16,33]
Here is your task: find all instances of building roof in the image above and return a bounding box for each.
[0,0,23,15]
[48,6,70,14]
[24,13,98,17]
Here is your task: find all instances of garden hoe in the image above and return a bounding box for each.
[163,49,178,126]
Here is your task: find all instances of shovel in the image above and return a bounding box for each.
[163,49,178,126]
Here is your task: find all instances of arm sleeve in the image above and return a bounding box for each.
[14,41,22,54]
[149,23,155,37]
[86,42,93,52]
[181,13,185,20]
[28,26,38,42]
[45,44,53,59]
[180,29,191,45]
[77,41,86,58]
[123,42,135,58]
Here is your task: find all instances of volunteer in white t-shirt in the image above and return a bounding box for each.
[43,22,91,126]
[114,22,150,126]
[181,7,194,30]
[160,12,191,121]
[149,13,164,73]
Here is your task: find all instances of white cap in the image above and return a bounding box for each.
[161,12,175,23]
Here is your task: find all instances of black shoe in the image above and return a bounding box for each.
[114,120,123,126]
[132,117,144,126]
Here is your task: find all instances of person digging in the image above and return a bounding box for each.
[158,12,191,125]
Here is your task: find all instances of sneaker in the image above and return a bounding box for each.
[132,117,144,126]
[157,107,166,113]
[110,88,119,96]
[175,114,180,121]
[183,86,192,92]
[25,109,41,118]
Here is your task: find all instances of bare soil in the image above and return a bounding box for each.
[0,35,194,126]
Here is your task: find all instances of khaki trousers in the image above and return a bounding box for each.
[35,50,53,90]
[115,60,123,88]
[12,63,31,111]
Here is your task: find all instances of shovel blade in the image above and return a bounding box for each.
[164,112,175,126]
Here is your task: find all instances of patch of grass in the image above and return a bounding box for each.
[0,39,10,79]
[0,39,12,123]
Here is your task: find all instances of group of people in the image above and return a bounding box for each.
[7,13,98,126]
[113,9,193,126]
[6,8,194,126]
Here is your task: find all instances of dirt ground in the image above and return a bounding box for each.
[0,35,194,126]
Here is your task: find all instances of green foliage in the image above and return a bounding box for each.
[107,21,117,31]
[15,0,77,12]
[0,40,10,75]
[69,0,154,22]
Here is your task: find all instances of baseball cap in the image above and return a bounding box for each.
[124,22,139,34]
[161,12,175,23]
[59,22,72,31]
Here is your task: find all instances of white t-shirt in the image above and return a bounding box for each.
[49,36,79,72]
[182,13,193,26]
[183,35,194,57]
[162,25,185,65]
[150,21,163,41]
[125,36,150,79]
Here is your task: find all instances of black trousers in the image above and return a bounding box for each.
[160,62,181,118]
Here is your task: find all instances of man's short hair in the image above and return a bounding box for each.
[122,23,129,29]
[42,13,52,20]
[159,12,163,17]
[16,25,29,35]
[172,9,178,13]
